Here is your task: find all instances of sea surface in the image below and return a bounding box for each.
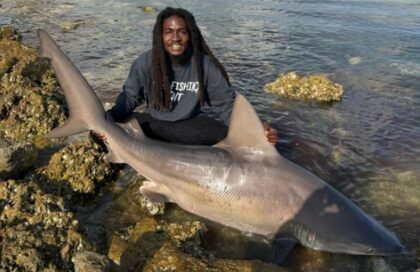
[1,0,419,270]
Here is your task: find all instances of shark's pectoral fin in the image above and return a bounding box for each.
[140,180,170,203]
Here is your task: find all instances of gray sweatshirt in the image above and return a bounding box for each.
[108,50,236,124]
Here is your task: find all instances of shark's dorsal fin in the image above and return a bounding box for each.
[215,94,278,157]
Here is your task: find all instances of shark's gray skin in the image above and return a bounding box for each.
[38,29,405,259]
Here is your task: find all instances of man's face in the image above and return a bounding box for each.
[162,15,190,57]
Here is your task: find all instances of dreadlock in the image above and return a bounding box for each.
[152,7,230,110]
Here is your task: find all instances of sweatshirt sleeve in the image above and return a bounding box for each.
[108,56,146,122]
[205,58,236,125]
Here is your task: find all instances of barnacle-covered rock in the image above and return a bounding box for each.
[0,179,95,271]
[72,250,116,272]
[0,27,66,143]
[61,19,95,31]
[0,26,22,41]
[35,138,117,196]
[0,138,37,179]
[138,6,157,13]
[143,242,283,272]
[264,72,343,102]
[165,221,207,255]
[107,217,167,269]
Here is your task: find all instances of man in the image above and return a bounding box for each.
[92,7,277,145]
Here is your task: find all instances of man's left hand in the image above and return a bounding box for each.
[263,121,277,145]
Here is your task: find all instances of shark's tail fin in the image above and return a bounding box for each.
[38,29,106,138]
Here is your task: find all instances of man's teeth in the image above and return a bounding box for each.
[172,44,181,50]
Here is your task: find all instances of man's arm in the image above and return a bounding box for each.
[107,57,146,122]
[91,55,147,142]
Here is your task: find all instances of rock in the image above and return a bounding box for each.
[367,257,398,272]
[165,221,207,256]
[73,250,116,272]
[143,242,284,272]
[139,194,165,215]
[264,72,343,102]
[0,138,37,179]
[0,26,22,41]
[35,138,117,196]
[0,27,67,143]
[0,179,95,271]
[138,6,157,13]
[107,217,166,270]
[62,19,95,31]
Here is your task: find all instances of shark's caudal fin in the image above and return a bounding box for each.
[38,29,106,138]
[105,117,148,163]
[216,94,278,157]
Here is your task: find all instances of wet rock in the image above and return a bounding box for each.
[107,217,167,270]
[348,56,362,65]
[35,138,117,196]
[264,72,343,102]
[138,6,157,13]
[143,242,283,272]
[0,26,22,41]
[140,194,165,215]
[62,19,95,31]
[367,257,398,272]
[0,138,37,179]
[0,27,66,143]
[283,248,361,272]
[73,250,116,272]
[0,179,95,271]
[165,221,207,256]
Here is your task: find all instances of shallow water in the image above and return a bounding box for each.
[1,0,419,270]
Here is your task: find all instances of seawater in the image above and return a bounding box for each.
[1,0,419,270]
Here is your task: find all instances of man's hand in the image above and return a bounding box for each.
[263,121,277,145]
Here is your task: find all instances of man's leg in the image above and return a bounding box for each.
[132,113,228,145]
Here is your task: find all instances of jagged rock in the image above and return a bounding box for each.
[367,257,398,272]
[73,250,116,272]
[0,27,66,143]
[0,179,95,271]
[0,26,22,41]
[264,72,343,102]
[0,138,37,179]
[35,138,117,196]
[138,6,157,13]
[143,242,284,272]
[61,19,95,31]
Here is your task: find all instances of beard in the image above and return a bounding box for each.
[168,47,193,66]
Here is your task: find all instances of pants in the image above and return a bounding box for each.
[131,112,228,145]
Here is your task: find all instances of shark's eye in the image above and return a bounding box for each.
[368,248,374,253]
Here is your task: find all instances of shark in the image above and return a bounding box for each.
[37,29,405,261]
